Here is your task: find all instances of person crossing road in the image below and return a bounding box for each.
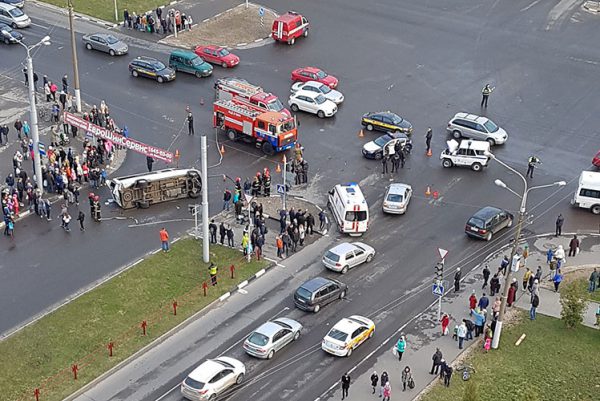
[481,83,495,107]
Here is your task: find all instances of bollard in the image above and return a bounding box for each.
[107,342,114,357]
[203,281,208,296]
[230,264,235,279]
[72,364,78,380]
[141,320,147,336]
[173,301,178,316]
[34,388,40,401]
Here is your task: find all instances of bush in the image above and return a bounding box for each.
[559,280,589,328]
[463,380,479,401]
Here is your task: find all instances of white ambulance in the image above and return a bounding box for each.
[328,183,369,236]
[571,171,600,215]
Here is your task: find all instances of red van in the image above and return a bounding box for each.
[272,11,309,45]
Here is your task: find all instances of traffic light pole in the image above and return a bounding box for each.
[436,260,444,321]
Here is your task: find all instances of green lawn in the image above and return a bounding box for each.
[577,278,600,303]
[0,239,268,401]
[422,311,599,401]
[42,0,168,23]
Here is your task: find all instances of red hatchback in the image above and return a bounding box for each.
[194,45,240,68]
[593,150,600,168]
[291,67,338,88]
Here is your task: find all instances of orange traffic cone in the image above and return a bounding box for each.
[275,163,281,173]
[425,186,431,197]
[220,144,225,154]
[433,191,439,199]
[426,148,432,157]
[358,129,364,137]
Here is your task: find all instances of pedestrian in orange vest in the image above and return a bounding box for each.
[276,236,284,258]
[159,227,169,252]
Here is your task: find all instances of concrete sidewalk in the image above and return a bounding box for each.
[323,233,599,401]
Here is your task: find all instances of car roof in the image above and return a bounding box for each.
[331,316,372,333]
[388,183,411,194]
[276,12,302,23]
[371,111,400,119]
[472,206,503,219]
[454,112,489,123]
[300,276,333,291]
[300,66,321,73]
[295,89,321,99]
[328,242,358,255]
[188,359,228,382]
[303,81,325,88]
[171,49,196,57]
[253,320,287,337]
[134,56,160,63]
[0,3,16,10]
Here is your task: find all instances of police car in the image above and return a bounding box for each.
[321,315,375,357]
[440,139,490,172]
[362,132,411,159]
[361,111,413,134]
[128,56,176,83]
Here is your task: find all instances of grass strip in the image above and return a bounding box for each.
[422,311,599,401]
[0,238,268,401]
[41,0,168,23]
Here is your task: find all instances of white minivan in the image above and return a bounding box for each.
[0,3,31,28]
[327,183,369,236]
[571,171,600,215]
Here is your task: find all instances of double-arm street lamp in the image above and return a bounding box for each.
[486,151,566,349]
[2,32,51,192]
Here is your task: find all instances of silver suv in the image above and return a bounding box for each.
[447,112,508,145]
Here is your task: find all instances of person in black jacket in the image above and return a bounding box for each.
[464,319,474,340]
[219,222,226,245]
[370,371,378,394]
[341,373,350,400]
[209,219,217,243]
[430,348,443,375]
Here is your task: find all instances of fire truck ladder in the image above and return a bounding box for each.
[215,100,261,118]
[218,77,263,97]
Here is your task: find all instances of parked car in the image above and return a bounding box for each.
[382,183,412,214]
[291,66,338,88]
[321,315,375,357]
[592,150,600,168]
[440,139,490,171]
[361,111,413,134]
[128,56,176,83]
[0,3,30,28]
[447,112,508,145]
[288,90,337,118]
[180,357,245,401]
[0,22,22,44]
[361,132,411,160]
[168,50,213,78]
[194,45,239,68]
[290,80,344,104]
[465,206,513,241]
[243,318,302,359]
[294,277,347,313]
[0,0,23,9]
[82,33,128,56]
[322,242,375,273]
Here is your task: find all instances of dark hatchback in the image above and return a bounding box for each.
[465,206,513,241]
[128,56,176,83]
[293,277,347,313]
[0,22,22,44]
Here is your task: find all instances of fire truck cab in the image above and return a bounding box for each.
[215,77,290,116]
[213,99,297,155]
[272,11,309,45]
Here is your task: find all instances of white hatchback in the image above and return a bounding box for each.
[288,89,337,118]
[322,242,375,273]
[290,80,344,104]
[382,183,412,214]
[181,357,245,401]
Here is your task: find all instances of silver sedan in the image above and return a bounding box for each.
[243,318,302,359]
[82,33,128,56]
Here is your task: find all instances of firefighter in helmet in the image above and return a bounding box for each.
[263,168,271,197]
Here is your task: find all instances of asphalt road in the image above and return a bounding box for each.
[2,0,600,399]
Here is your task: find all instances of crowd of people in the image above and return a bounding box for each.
[123,7,193,35]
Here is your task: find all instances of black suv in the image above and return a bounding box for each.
[128,56,176,83]
[294,277,347,313]
[465,206,513,241]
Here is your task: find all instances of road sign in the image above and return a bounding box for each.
[276,184,285,194]
[38,142,46,156]
[432,283,444,296]
[258,7,265,16]
[438,248,448,260]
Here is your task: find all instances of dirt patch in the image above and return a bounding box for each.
[161,3,277,49]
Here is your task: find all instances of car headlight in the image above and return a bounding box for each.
[383,201,389,207]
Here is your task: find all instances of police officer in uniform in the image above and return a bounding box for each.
[481,84,495,108]
[382,154,389,174]
[526,156,541,178]
[263,168,271,197]
[187,111,194,135]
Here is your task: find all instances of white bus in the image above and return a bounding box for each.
[571,171,600,215]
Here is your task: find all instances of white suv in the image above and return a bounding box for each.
[288,90,337,118]
[447,112,508,145]
[440,139,490,172]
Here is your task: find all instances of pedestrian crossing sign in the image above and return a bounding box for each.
[432,284,444,296]
[276,184,285,194]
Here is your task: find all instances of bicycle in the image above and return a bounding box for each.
[455,364,476,381]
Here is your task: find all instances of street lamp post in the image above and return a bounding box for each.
[67,0,82,112]
[3,32,51,192]
[488,152,566,349]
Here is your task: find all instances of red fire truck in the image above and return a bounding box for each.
[272,11,309,45]
[213,99,297,155]
[214,77,291,117]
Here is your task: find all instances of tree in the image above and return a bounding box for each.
[559,279,589,328]
[463,380,479,401]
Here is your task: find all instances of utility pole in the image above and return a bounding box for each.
[68,0,82,112]
[201,135,209,263]
[113,0,118,22]
[282,154,287,211]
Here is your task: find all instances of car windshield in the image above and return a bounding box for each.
[105,35,119,44]
[219,49,230,56]
[318,84,331,94]
[267,98,284,111]
[387,193,403,202]
[150,61,166,70]
[191,57,205,66]
[324,250,340,262]
[467,217,485,229]
[316,70,327,79]
[373,135,392,147]
[483,120,499,133]
[9,8,24,17]
[314,94,327,104]
[247,332,269,346]
[296,287,312,300]
[391,115,403,125]
[327,329,348,342]
[184,376,205,390]
[2,25,12,33]
[281,119,295,131]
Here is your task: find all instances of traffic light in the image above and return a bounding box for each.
[434,262,444,281]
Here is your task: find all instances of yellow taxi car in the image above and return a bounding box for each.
[361,111,413,135]
[321,315,375,357]
[128,56,176,83]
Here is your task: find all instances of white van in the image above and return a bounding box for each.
[328,183,369,236]
[571,171,600,215]
[0,3,31,28]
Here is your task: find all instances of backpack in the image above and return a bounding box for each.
[408,377,415,389]
[532,294,539,308]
